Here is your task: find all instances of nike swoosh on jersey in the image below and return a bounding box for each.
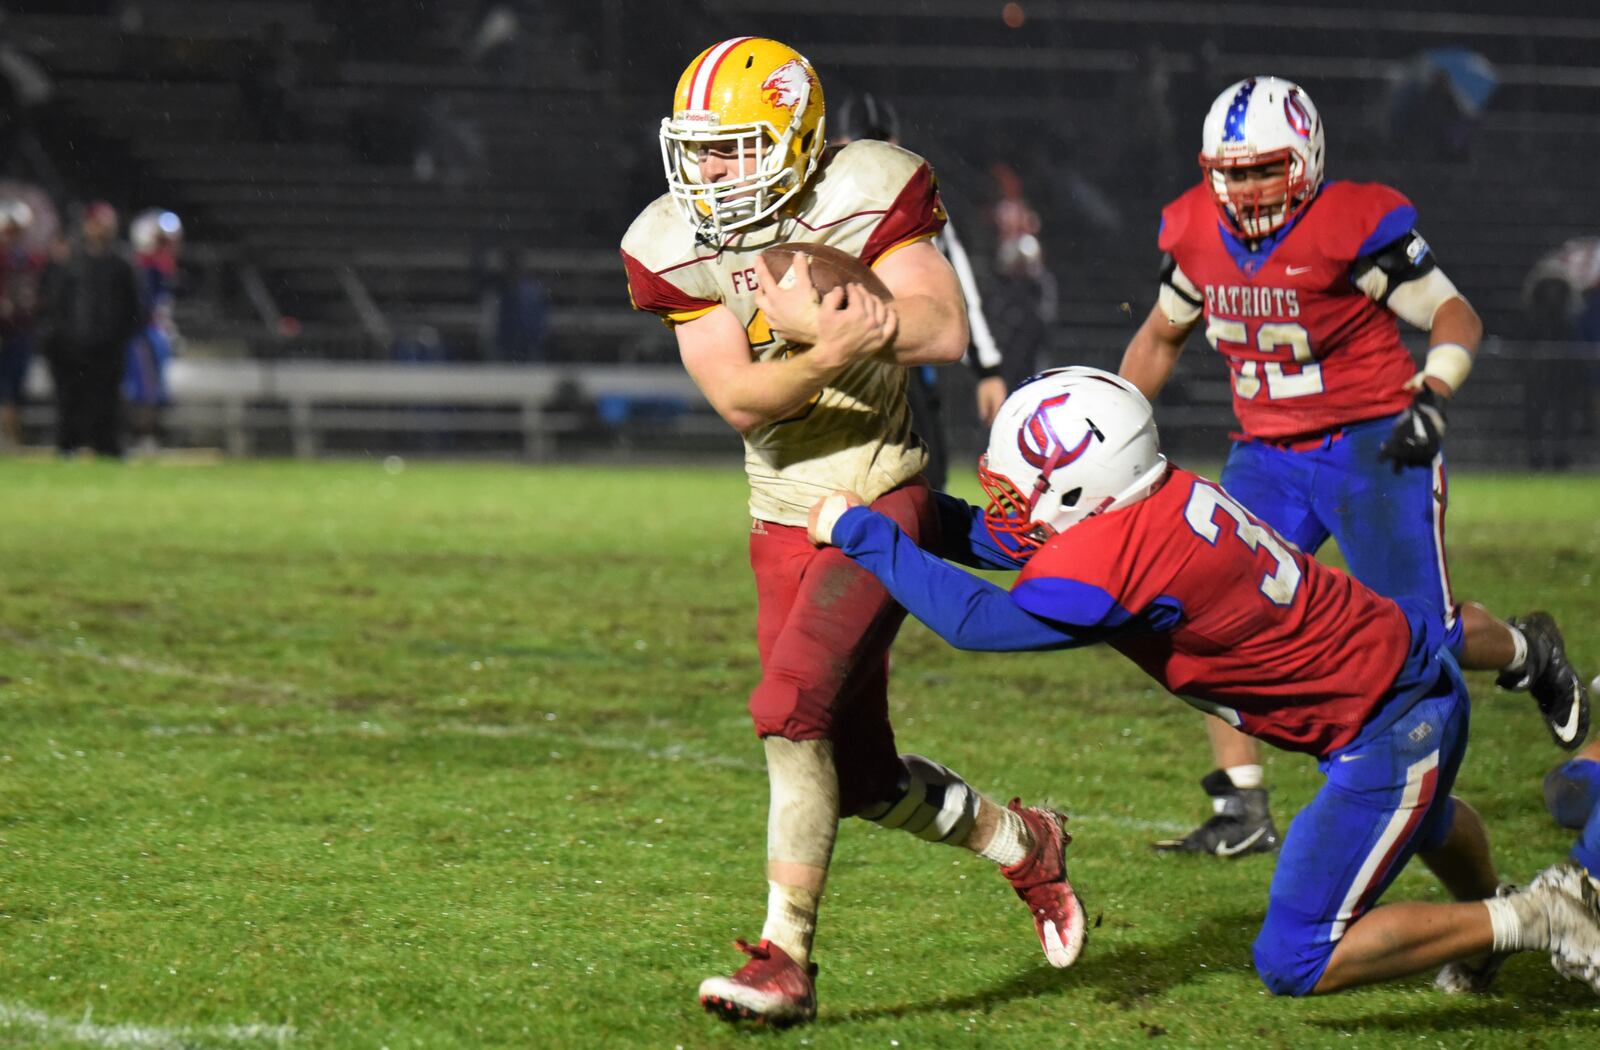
[1285,265,1314,275]
[1214,825,1268,856]
[1337,752,1366,762]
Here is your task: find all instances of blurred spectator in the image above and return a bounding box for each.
[1520,238,1600,470]
[1386,49,1496,162]
[986,231,1058,392]
[413,97,484,186]
[828,92,1010,489]
[476,249,548,363]
[466,1,527,83]
[38,202,145,459]
[239,21,304,143]
[0,197,42,448]
[390,324,448,364]
[124,208,183,455]
[0,11,55,179]
[987,165,1057,389]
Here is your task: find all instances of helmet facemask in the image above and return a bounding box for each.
[659,89,821,243]
[978,369,1170,561]
[1201,150,1310,240]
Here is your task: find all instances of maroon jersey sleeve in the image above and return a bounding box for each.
[620,248,719,325]
[860,163,948,267]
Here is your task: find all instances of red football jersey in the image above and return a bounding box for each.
[1159,181,1421,440]
[1016,466,1409,755]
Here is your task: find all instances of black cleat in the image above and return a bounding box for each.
[1154,769,1280,857]
[1498,612,1590,751]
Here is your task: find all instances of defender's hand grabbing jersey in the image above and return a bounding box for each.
[1159,181,1441,441]
[621,140,946,524]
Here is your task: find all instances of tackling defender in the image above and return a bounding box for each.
[808,367,1600,998]
[620,37,1084,1028]
[1117,77,1590,859]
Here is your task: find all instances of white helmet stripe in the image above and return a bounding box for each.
[689,36,755,110]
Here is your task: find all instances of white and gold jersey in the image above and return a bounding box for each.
[621,139,947,525]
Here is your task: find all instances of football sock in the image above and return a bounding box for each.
[761,881,820,965]
[977,805,1029,867]
[1485,893,1549,953]
[763,736,839,868]
[1224,764,1264,791]
[1502,625,1530,678]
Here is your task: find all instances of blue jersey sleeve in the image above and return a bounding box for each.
[832,507,1086,652]
[930,491,1029,571]
[1355,204,1419,260]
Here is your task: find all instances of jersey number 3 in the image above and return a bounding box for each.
[1205,318,1322,400]
[1183,482,1303,607]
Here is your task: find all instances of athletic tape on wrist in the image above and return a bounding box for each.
[1412,342,1473,394]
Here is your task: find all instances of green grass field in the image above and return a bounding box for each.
[1,457,1597,1049]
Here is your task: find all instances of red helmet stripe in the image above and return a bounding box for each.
[689,36,756,110]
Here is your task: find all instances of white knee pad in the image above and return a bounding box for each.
[859,754,978,845]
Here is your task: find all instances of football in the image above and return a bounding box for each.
[761,241,894,303]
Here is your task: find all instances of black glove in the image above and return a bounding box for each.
[1378,386,1447,469]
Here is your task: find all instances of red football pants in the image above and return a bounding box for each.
[747,480,939,816]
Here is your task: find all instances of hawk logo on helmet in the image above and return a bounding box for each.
[1018,393,1096,471]
[761,59,812,111]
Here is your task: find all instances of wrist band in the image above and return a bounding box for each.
[1411,342,1473,393]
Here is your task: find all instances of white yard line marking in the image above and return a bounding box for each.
[0,1001,292,1049]
[10,634,1189,833]
[0,629,296,697]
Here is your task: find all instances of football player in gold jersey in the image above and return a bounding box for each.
[621,37,1084,1026]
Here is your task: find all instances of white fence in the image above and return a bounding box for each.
[25,359,716,459]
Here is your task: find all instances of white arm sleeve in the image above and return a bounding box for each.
[1158,259,1203,328]
[1366,267,1463,331]
[936,222,1004,372]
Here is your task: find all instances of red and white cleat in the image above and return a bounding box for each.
[1001,799,1088,968]
[698,938,818,1027]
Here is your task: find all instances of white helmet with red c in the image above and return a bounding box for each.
[978,368,1168,558]
[1199,76,1325,239]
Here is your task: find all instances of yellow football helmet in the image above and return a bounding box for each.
[659,37,826,241]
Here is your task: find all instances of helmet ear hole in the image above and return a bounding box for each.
[800,129,814,153]
[1060,487,1082,509]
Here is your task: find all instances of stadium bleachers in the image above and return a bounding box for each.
[3,0,1595,466]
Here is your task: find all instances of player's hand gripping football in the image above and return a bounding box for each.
[805,283,898,371]
[752,252,823,346]
[808,489,865,547]
[1377,385,1447,470]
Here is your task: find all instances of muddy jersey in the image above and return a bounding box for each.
[620,139,946,524]
[1160,181,1424,440]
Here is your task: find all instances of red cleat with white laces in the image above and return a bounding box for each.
[1001,799,1088,968]
[698,938,818,1027]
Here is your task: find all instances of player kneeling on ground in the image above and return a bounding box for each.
[808,367,1600,997]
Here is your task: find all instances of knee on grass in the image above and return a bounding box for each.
[1252,926,1332,997]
